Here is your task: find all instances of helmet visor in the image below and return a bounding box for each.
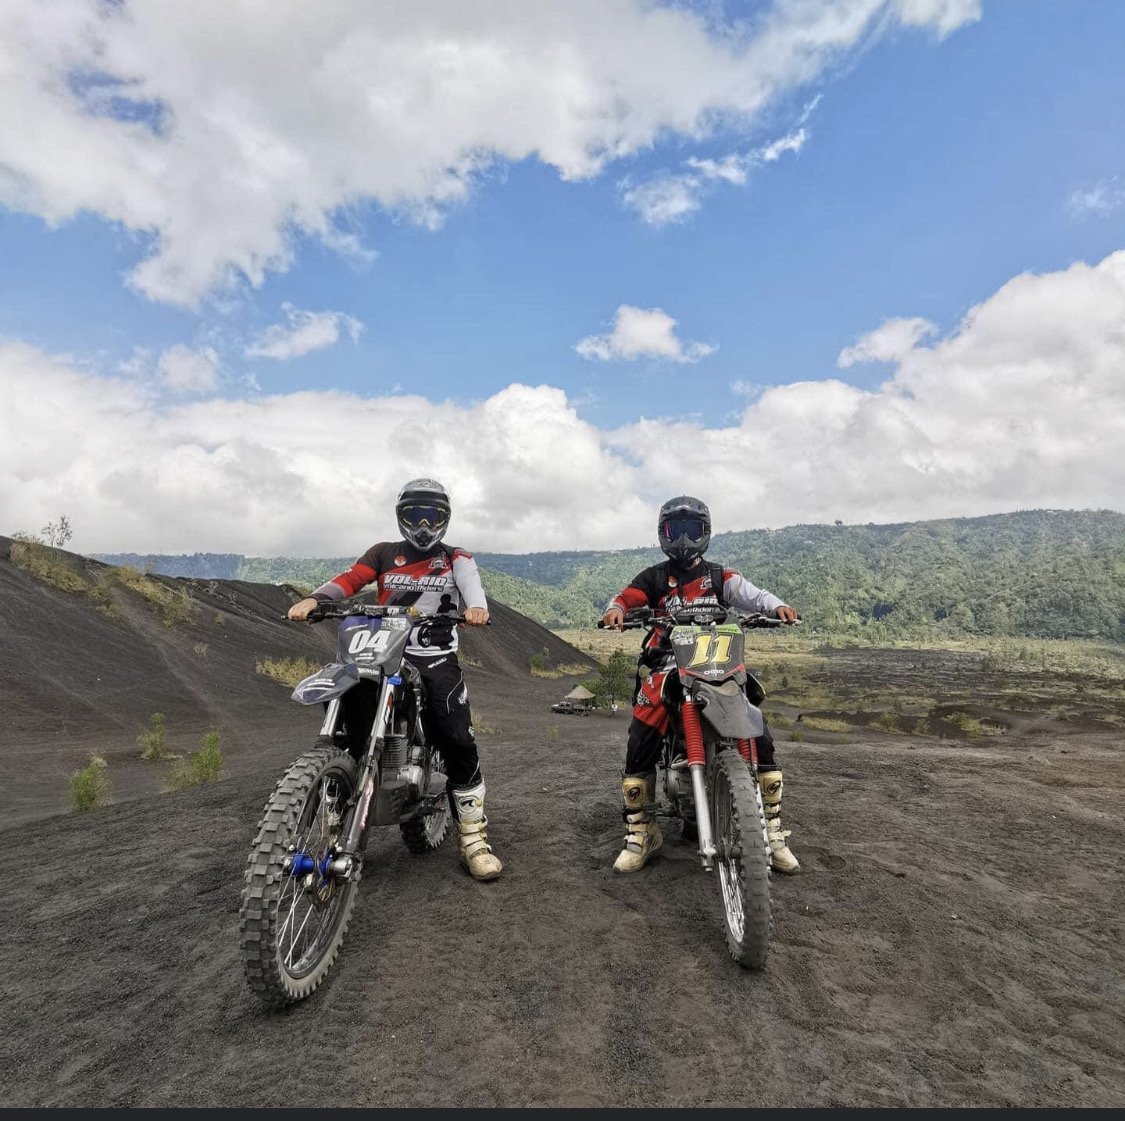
[663,516,706,543]
[399,505,449,530]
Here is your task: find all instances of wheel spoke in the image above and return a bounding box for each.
[712,761,746,944]
[290,900,316,966]
[280,876,302,949]
[277,768,353,979]
[242,749,364,1003]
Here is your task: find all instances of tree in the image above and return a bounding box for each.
[41,515,73,548]
[585,650,637,707]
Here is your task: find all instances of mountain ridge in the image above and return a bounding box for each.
[90,509,1125,640]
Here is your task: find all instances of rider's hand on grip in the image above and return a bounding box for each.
[601,606,625,631]
[287,597,321,622]
[775,605,799,624]
[462,607,489,627]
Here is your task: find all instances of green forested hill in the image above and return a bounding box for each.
[238,555,354,588]
[710,510,1125,641]
[92,510,1125,640]
[93,552,243,579]
[482,510,1125,640]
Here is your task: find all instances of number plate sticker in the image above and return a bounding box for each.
[348,629,391,659]
[671,624,745,678]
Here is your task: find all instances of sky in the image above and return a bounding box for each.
[1,0,1124,556]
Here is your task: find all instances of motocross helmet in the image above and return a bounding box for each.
[396,478,451,550]
[658,495,711,567]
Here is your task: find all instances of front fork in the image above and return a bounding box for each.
[689,764,717,871]
[681,699,717,871]
[339,677,396,861]
[287,681,396,884]
[319,698,342,738]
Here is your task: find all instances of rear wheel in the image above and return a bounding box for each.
[400,750,451,854]
[709,749,772,969]
[240,747,360,1007]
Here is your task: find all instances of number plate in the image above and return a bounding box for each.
[337,616,411,673]
[670,624,746,679]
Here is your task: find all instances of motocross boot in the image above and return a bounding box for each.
[758,769,800,874]
[613,772,662,873]
[453,780,503,881]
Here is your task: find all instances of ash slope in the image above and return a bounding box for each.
[0,537,594,823]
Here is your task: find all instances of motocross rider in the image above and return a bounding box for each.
[601,496,800,876]
[287,479,502,882]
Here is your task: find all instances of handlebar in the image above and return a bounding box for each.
[598,607,799,631]
[284,603,489,625]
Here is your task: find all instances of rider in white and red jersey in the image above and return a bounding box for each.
[288,479,501,882]
[602,496,800,876]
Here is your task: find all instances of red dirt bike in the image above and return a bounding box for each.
[605,604,794,968]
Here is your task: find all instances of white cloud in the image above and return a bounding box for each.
[610,251,1125,528]
[731,380,764,399]
[157,345,220,395]
[1067,178,1125,218]
[758,127,809,163]
[246,304,363,361]
[576,306,716,364]
[683,126,809,186]
[11,244,1117,560]
[0,342,654,554]
[895,0,986,36]
[837,317,936,367]
[684,155,749,187]
[0,1,980,306]
[619,175,703,225]
[629,118,812,226]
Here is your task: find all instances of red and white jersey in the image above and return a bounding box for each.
[312,541,487,658]
[609,559,786,660]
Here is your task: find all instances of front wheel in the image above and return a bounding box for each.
[240,747,361,1007]
[709,749,772,969]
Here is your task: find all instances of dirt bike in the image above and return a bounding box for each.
[603,604,795,968]
[240,597,469,1006]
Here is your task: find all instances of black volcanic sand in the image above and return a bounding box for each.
[0,536,593,824]
[1,547,1124,1106]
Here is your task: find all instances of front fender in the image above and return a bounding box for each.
[692,679,765,740]
[291,661,361,705]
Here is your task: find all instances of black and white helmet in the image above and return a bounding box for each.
[396,478,451,550]
[658,495,711,566]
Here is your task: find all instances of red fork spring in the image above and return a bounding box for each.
[681,700,706,767]
[737,738,759,765]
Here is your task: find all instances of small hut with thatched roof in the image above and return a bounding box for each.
[551,683,596,714]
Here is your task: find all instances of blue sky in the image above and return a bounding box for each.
[1,1,1124,554]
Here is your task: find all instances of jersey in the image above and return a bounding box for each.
[608,559,786,662]
[311,541,487,658]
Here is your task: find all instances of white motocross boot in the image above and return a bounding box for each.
[613,772,663,873]
[453,780,503,881]
[758,769,800,874]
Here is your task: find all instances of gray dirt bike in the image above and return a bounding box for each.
[604,604,796,968]
[240,597,470,1006]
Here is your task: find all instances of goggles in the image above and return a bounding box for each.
[399,505,449,530]
[663,516,706,543]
